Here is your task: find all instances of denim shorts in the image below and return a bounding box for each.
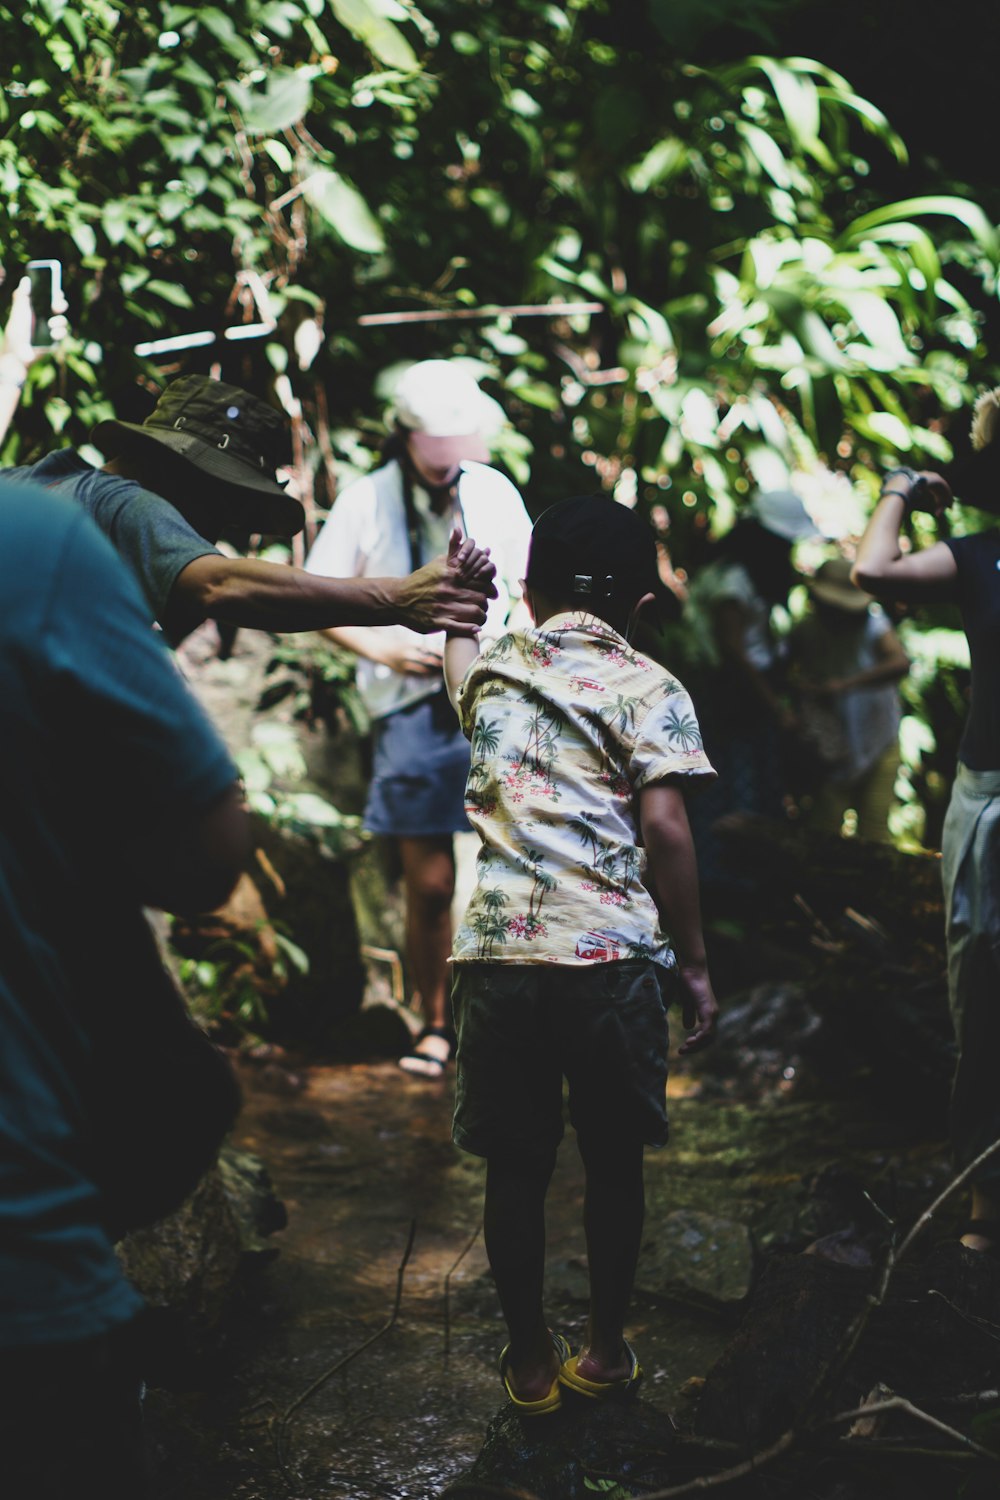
[451,960,672,1160]
[364,690,471,838]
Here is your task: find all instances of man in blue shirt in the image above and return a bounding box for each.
[0,478,250,1497]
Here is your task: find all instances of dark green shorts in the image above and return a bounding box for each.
[451,960,671,1160]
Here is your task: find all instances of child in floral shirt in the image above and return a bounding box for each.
[444,495,719,1415]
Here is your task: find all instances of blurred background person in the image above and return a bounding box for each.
[306,359,532,1078]
[788,555,909,843]
[680,489,819,907]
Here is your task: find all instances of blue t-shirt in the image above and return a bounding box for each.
[0,479,237,1347]
[7,449,219,633]
[945,530,1000,771]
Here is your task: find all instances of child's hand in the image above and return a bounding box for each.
[676,964,718,1055]
[448,528,497,595]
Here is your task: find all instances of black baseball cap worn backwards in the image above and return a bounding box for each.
[526,494,671,618]
[92,375,304,536]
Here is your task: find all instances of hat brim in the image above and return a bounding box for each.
[808,579,870,612]
[91,419,305,536]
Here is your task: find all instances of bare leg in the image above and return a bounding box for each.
[398,834,455,1041]
[574,1134,645,1381]
[484,1153,559,1400]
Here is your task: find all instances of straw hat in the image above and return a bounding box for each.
[807,556,871,613]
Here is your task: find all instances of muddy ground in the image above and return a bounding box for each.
[142,1046,949,1500]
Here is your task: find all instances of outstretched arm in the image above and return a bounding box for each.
[852,471,958,603]
[167,532,497,643]
[444,530,491,710]
[639,781,718,1054]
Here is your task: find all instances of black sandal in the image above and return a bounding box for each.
[398,1025,454,1079]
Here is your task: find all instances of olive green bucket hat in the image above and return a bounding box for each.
[92,375,304,536]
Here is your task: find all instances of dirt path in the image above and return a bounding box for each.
[142,1049,945,1500]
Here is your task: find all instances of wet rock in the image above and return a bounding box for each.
[695,1239,1000,1451]
[216,1147,288,1248]
[690,980,826,1098]
[636,1210,755,1307]
[694,1253,871,1444]
[803,1227,875,1267]
[441,1396,680,1499]
[117,1145,285,1365]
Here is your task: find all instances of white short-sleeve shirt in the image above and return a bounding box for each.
[305,458,533,720]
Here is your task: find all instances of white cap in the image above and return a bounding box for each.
[390,359,505,438]
[749,488,820,542]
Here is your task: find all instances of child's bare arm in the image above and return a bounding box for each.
[639,781,718,1054]
[444,633,480,711]
[443,529,492,711]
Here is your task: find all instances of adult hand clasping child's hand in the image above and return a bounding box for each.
[448,527,496,594]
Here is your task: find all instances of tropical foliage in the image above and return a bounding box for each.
[4,0,998,546]
[4,0,998,844]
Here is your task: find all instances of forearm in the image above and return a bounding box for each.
[318,624,392,662]
[853,492,908,583]
[838,659,909,692]
[642,797,707,969]
[444,633,480,711]
[173,554,403,633]
[853,481,958,602]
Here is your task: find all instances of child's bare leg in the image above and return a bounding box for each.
[575,1134,645,1380]
[484,1151,558,1399]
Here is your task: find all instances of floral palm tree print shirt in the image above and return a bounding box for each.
[453,612,715,967]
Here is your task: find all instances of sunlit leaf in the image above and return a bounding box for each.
[226,68,312,134]
[303,169,385,252]
[626,135,688,193]
[736,122,791,188]
[844,196,1000,261]
[329,0,419,71]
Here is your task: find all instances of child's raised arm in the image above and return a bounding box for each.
[443,528,490,711]
[639,781,718,1054]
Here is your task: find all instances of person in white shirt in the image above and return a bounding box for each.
[306,360,532,1077]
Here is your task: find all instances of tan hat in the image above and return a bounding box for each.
[807,556,871,612]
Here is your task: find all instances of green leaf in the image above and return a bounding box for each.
[736,121,791,189]
[263,138,295,174]
[145,279,195,308]
[451,31,481,55]
[626,135,688,193]
[749,56,819,147]
[70,221,97,257]
[853,411,913,450]
[843,196,1000,262]
[816,86,907,164]
[226,68,313,134]
[303,169,385,252]
[329,0,419,71]
[838,290,910,362]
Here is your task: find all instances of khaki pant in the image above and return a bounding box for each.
[942,764,1000,1185]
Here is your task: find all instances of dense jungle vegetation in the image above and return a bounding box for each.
[3,0,999,844]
